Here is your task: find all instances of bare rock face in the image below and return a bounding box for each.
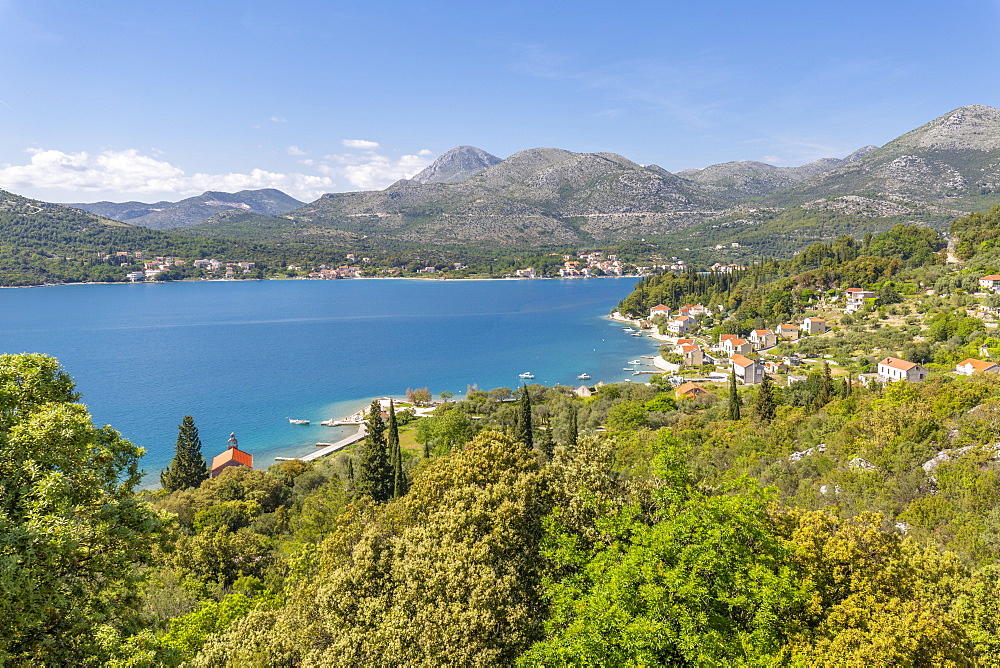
[766,105,1000,213]
[677,148,880,200]
[410,146,502,184]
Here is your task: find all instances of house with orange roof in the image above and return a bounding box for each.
[802,317,827,335]
[877,357,927,383]
[678,343,704,366]
[980,275,1000,291]
[750,329,777,349]
[675,381,708,400]
[211,432,253,478]
[956,358,1000,376]
[777,324,799,340]
[730,354,764,385]
[722,337,753,356]
[667,315,696,335]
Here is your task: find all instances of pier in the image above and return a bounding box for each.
[275,424,367,462]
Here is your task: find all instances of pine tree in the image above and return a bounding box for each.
[566,406,578,448]
[387,400,407,498]
[728,370,742,421]
[355,401,392,502]
[516,385,533,448]
[753,373,776,424]
[160,415,208,492]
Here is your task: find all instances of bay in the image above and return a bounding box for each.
[0,277,658,482]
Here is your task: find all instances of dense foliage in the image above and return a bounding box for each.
[17,215,1000,664]
[0,354,167,664]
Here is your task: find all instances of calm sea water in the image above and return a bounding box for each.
[0,278,658,482]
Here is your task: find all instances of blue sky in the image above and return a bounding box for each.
[1,0,998,203]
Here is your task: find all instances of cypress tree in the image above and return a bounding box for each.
[567,406,578,448]
[387,400,407,498]
[753,373,776,425]
[536,419,554,457]
[816,362,834,407]
[516,385,533,448]
[160,415,208,492]
[728,370,742,421]
[355,401,392,502]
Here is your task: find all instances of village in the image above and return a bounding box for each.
[611,273,1000,402]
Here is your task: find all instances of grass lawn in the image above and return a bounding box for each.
[399,422,423,451]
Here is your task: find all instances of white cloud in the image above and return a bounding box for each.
[319,148,434,190]
[286,145,306,155]
[341,139,380,150]
[0,148,336,201]
[762,155,784,164]
[269,116,287,123]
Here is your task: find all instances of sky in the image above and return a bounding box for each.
[1,0,999,204]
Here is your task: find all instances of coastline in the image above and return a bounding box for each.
[0,274,646,290]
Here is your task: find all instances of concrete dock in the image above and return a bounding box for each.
[275,425,367,462]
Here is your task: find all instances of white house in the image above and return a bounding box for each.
[667,315,696,335]
[956,358,1000,375]
[877,357,927,383]
[722,337,753,356]
[649,304,670,318]
[802,317,827,335]
[980,275,1000,291]
[750,329,777,349]
[845,288,876,311]
[730,354,764,385]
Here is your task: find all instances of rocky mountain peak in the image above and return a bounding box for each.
[887,104,1000,152]
[410,146,502,184]
[844,145,879,163]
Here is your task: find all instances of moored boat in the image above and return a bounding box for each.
[577,373,591,380]
[288,417,310,425]
[518,372,535,379]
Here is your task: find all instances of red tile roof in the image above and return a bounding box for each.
[879,357,918,371]
[212,447,253,470]
[981,275,1000,281]
[730,354,756,368]
[675,381,706,397]
[958,358,998,371]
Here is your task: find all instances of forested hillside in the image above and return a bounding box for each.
[12,211,1000,665]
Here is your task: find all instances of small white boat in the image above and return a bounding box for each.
[518,372,535,379]
[577,373,591,380]
[288,418,310,425]
[622,327,635,332]
[631,332,643,337]
[628,360,642,365]
[623,367,635,371]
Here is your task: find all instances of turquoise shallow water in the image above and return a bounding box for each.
[0,278,658,482]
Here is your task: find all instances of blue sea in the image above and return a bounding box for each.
[0,278,658,482]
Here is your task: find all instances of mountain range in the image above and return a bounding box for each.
[172,105,1000,250]
[66,188,303,229]
[13,104,1000,258]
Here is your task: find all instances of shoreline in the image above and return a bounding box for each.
[0,274,645,290]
